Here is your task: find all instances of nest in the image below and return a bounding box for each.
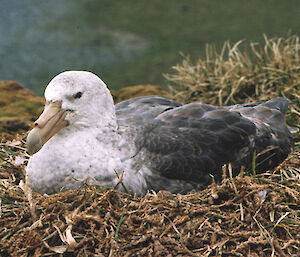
[0,136,299,257]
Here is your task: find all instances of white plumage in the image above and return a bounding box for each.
[26,71,148,194]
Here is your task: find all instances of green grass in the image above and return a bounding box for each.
[75,0,300,90]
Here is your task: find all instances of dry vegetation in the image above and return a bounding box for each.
[1,36,300,256]
[166,35,300,106]
[0,140,299,257]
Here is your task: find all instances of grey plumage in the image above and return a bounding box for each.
[116,97,294,193]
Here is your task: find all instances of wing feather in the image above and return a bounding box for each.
[135,103,257,186]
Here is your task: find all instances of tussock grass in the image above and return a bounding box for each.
[166,35,300,107]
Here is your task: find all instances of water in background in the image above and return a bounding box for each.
[0,0,150,94]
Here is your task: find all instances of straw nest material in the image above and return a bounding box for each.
[0,135,299,256]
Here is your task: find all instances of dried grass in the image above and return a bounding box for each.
[0,136,299,257]
[166,35,300,107]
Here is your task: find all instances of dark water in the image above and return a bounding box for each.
[0,0,150,94]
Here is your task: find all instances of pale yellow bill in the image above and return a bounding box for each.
[26,101,68,155]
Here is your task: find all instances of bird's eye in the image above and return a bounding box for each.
[73,92,83,99]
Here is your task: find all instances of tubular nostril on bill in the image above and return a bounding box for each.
[34,122,39,127]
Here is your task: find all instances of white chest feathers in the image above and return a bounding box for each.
[26,127,147,194]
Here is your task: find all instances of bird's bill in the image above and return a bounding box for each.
[26,101,68,155]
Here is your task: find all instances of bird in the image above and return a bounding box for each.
[26,71,294,195]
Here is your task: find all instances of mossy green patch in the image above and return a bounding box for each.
[0,81,44,135]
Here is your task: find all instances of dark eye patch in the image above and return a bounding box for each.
[73,92,83,99]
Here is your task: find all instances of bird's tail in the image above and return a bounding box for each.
[261,97,299,133]
[260,97,290,114]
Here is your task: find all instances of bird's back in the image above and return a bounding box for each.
[127,97,293,193]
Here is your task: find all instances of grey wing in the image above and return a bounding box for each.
[115,96,182,127]
[134,103,258,190]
